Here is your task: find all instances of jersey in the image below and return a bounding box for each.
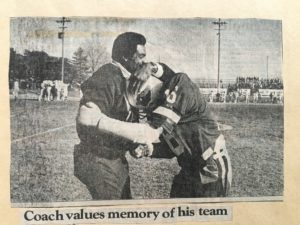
[150,72,220,161]
[148,70,231,197]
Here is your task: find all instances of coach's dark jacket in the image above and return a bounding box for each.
[74,63,138,200]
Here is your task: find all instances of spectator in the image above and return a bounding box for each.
[12,79,19,100]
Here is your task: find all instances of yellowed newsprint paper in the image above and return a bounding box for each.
[1,0,300,225]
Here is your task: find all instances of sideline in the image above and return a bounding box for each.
[11,123,75,144]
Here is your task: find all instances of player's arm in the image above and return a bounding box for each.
[133,62,176,82]
[133,64,196,157]
[151,140,177,158]
[152,63,177,83]
[150,73,200,157]
[131,135,177,159]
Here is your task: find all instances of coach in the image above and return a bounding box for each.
[74,32,162,200]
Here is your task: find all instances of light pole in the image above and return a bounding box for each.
[212,18,227,96]
[56,17,71,82]
[267,56,269,80]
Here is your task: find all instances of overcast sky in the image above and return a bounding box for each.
[10,17,282,80]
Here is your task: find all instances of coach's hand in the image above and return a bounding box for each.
[76,101,103,127]
[133,124,162,145]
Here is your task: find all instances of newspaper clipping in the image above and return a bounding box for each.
[9,17,283,223]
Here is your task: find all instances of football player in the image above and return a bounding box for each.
[128,62,232,198]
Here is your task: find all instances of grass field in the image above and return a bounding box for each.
[10,99,284,204]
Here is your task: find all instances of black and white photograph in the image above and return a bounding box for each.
[9,17,283,207]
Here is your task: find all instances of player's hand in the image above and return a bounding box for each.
[76,101,102,127]
[131,145,146,158]
[131,143,154,158]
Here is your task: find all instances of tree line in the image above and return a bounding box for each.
[9,38,110,88]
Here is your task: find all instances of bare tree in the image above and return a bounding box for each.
[70,47,89,84]
[83,36,110,73]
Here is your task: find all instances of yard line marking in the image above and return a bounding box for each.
[10,103,76,117]
[10,110,27,117]
[11,123,75,143]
